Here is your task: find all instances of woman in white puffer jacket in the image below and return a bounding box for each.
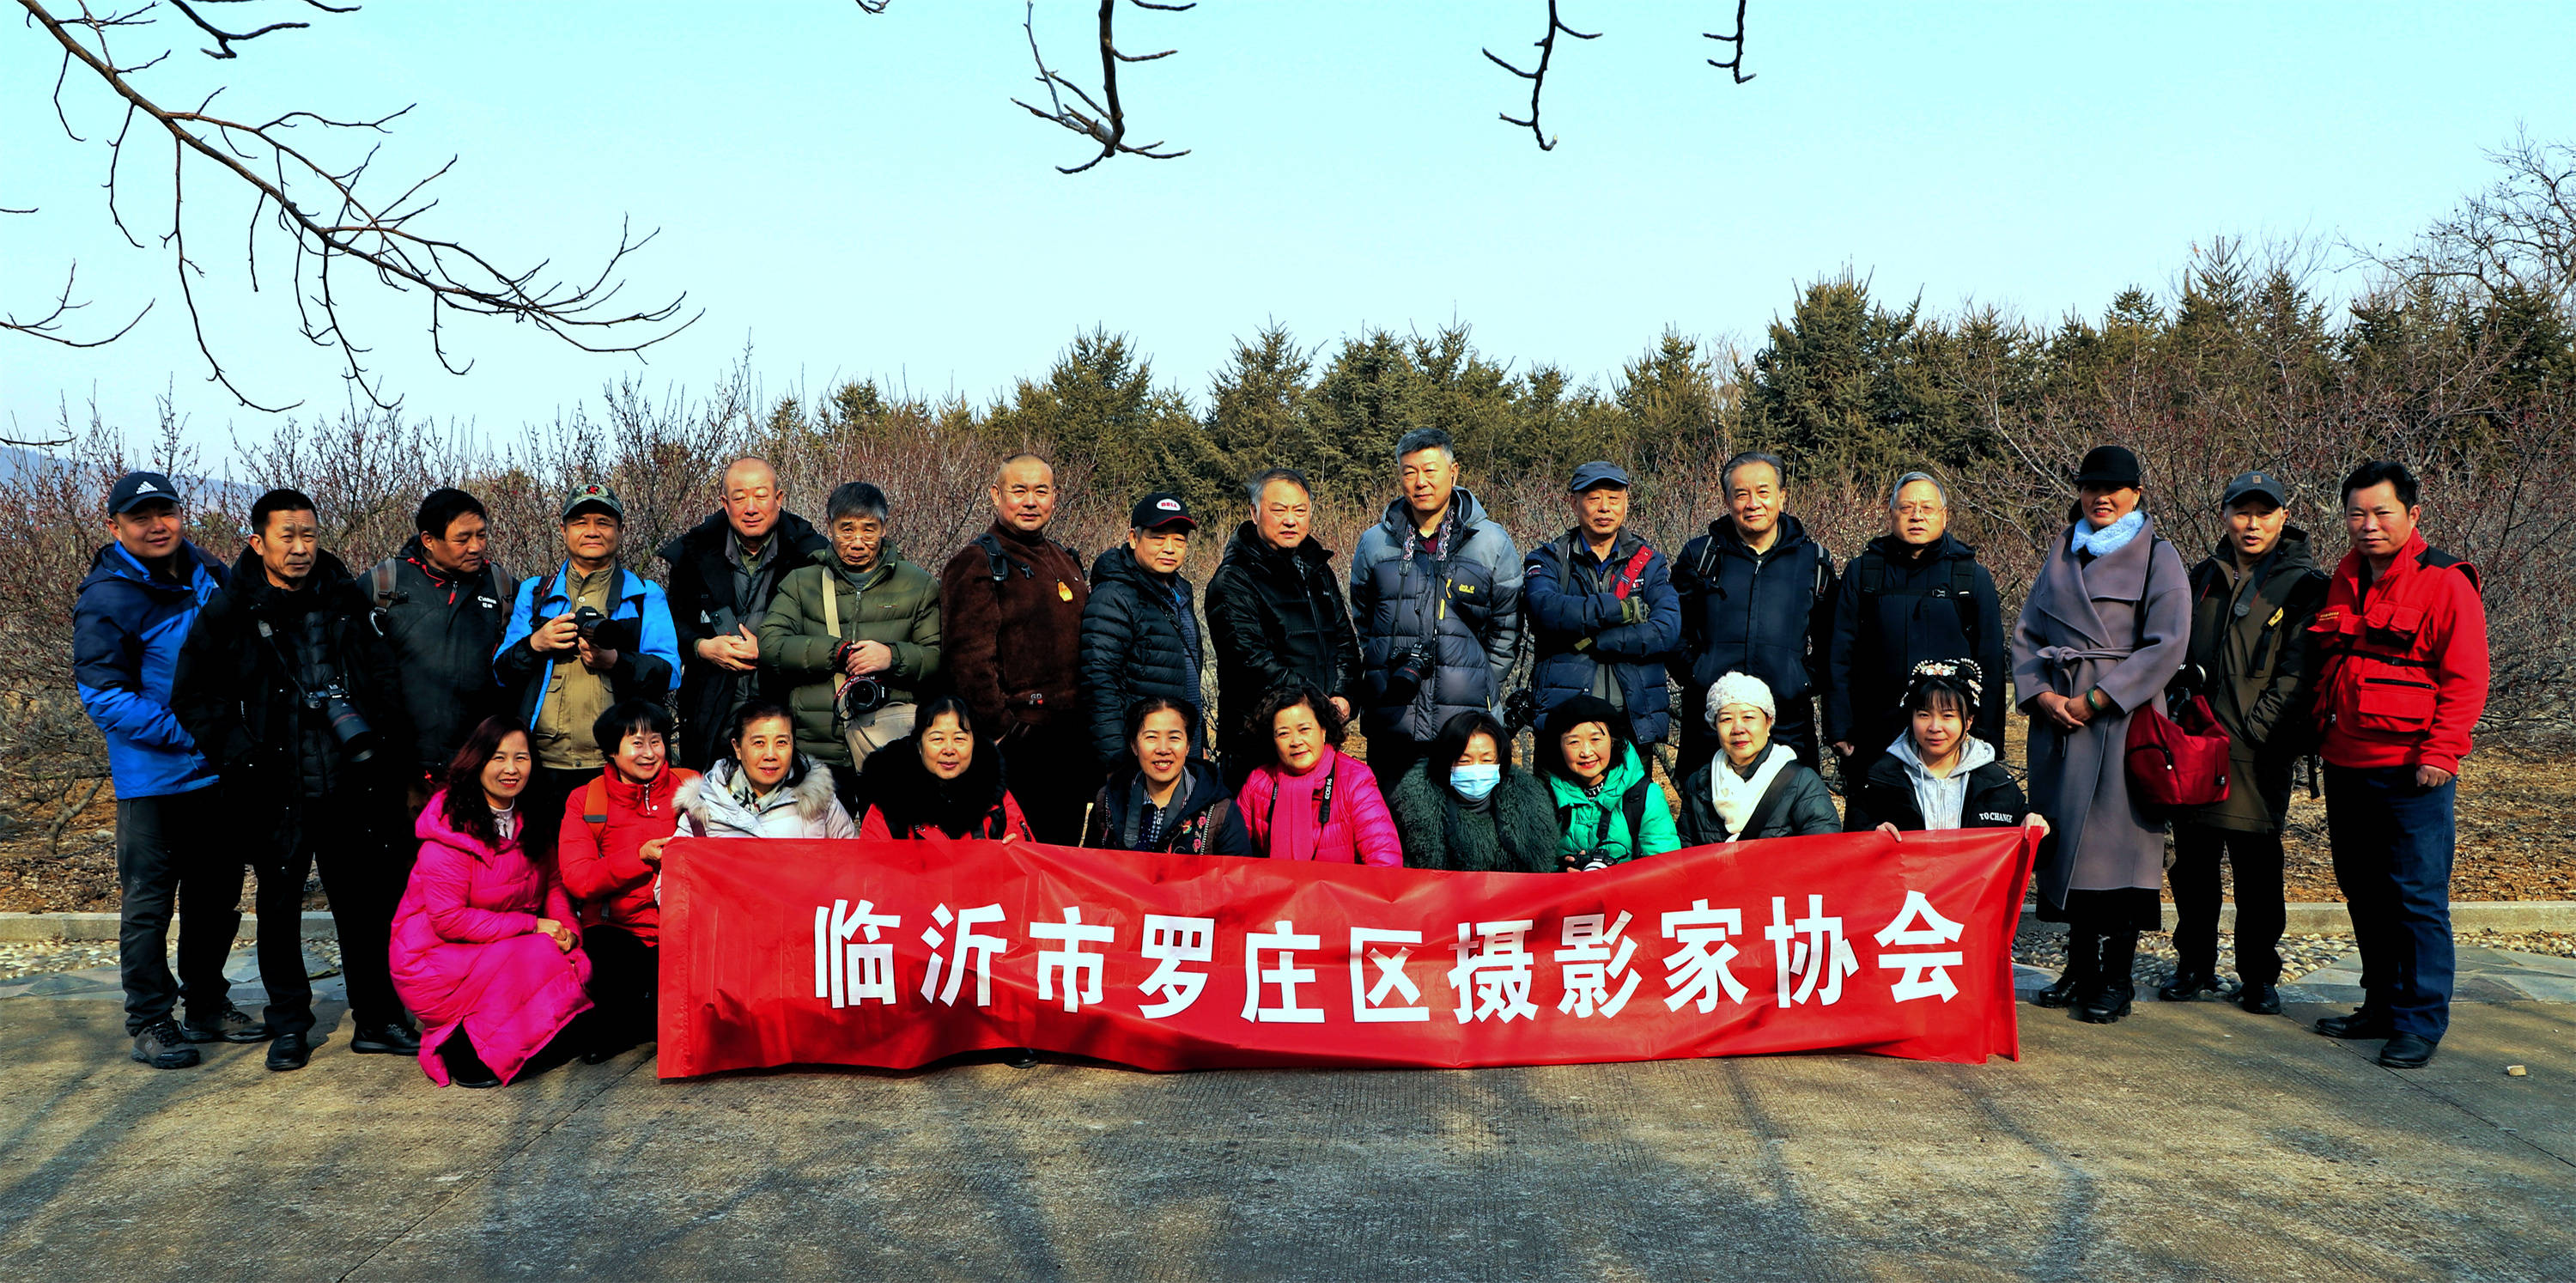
[675,701,860,840]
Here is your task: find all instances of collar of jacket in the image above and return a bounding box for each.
[857,731,1008,834]
[85,538,222,596]
[2199,526,2316,588]
[1377,487,1490,541]
[228,545,359,615]
[599,762,686,817]
[1552,526,1646,570]
[1223,521,1332,574]
[658,508,826,568]
[2342,528,2435,592]
[811,539,908,587]
[684,756,836,824]
[1092,544,1189,594]
[1710,512,1812,560]
[1105,757,1226,825]
[1866,530,1971,565]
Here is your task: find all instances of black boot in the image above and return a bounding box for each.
[2075,930,2137,1024]
[441,1031,502,1089]
[2157,968,2221,1002]
[2033,929,2096,1009]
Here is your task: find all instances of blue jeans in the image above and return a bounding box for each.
[2324,764,2457,1040]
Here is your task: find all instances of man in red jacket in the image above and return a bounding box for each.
[939,453,1093,844]
[2306,460,2488,1069]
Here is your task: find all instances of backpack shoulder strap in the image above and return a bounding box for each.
[1950,556,1979,642]
[367,556,404,609]
[583,776,611,844]
[1852,548,1887,595]
[975,531,1012,584]
[1622,779,1650,854]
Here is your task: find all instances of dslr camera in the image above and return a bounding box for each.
[305,684,379,763]
[1383,643,1437,702]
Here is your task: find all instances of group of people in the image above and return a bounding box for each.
[76,427,2487,1085]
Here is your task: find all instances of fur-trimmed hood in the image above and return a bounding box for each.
[677,756,858,839]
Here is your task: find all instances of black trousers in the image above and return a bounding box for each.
[1364,734,1431,791]
[999,721,1097,846]
[2170,823,2287,986]
[253,790,409,1035]
[1679,694,1819,781]
[585,923,659,1046]
[519,765,595,866]
[115,787,244,1035]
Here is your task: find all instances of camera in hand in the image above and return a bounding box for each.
[306,684,379,763]
[572,605,608,639]
[1383,643,1437,702]
[837,675,890,726]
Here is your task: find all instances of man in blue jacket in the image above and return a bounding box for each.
[1523,461,1682,757]
[74,471,248,1068]
[1669,451,1837,778]
[1349,429,1523,785]
[493,483,681,860]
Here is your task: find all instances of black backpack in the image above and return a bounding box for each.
[1849,546,1979,647]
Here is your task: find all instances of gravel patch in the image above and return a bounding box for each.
[0,936,343,983]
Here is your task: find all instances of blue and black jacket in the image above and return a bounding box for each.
[74,540,228,799]
[1522,530,1682,745]
[492,560,682,730]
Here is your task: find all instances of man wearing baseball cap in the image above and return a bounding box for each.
[2162,470,2328,1015]
[1078,492,1206,767]
[74,471,252,1067]
[491,482,681,858]
[1523,461,1680,763]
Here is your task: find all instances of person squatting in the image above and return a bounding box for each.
[81,440,2485,1084]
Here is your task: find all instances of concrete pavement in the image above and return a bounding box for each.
[1,985,2570,1281]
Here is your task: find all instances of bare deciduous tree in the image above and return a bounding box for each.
[2361,130,2576,307]
[10,0,696,413]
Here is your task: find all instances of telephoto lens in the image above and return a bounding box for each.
[319,686,378,763]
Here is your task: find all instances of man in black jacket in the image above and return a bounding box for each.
[1826,471,2006,764]
[1670,451,1837,779]
[1203,469,1363,788]
[659,458,829,769]
[367,488,513,799]
[1079,493,1206,768]
[173,489,418,1072]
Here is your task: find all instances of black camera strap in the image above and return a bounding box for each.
[1262,757,1340,854]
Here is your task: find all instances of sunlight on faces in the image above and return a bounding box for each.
[482,731,532,806]
[734,714,797,791]
[1911,698,1966,769]
[1132,708,1190,787]
[1455,731,1500,769]
[1254,479,1311,550]
[422,511,489,576]
[919,709,975,781]
[1271,701,1327,774]
[721,459,781,543]
[2226,496,2286,562]
[832,514,885,571]
[1716,704,1772,766]
[991,459,1057,533]
[1892,479,1948,545]
[1558,721,1613,786]
[1129,526,1189,575]
[562,510,623,564]
[1571,483,1627,543]
[1727,459,1784,539]
[2345,481,2420,562]
[109,498,182,563]
[252,506,320,588]
[609,727,666,787]
[1399,448,1457,527]
[2077,482,2142,529]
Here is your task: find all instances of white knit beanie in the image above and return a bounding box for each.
[1704,672,1777,727]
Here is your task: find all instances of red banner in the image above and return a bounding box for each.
[657,829,2036,1078]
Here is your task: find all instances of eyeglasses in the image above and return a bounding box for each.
[1894,503,1946,518]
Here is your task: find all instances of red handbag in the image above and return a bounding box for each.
[2127,693,2231,808]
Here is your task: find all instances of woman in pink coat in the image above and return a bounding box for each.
[1236,685,1402,866]
[390,716,594,1088]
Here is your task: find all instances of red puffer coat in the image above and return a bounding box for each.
[555,765,696,945]
[2308,531,2489,775]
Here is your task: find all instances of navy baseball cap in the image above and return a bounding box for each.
[2221,471,2287,509]
[1569,460,1631,492]
[1129,492,1197,531]
[106,471,180,514]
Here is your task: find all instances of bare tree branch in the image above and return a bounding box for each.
[1484,1,1599,152]
[1002,0,1191,175]
[1704,0,1753,83]
[14,0,697,411]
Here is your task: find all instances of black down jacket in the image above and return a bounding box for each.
[1825,532,2006,753]
[659,509,830,769]
[1078,544,1206,767]
[366,538,516,777]
[1202,523,1363,773]
[1670,514,1836,721]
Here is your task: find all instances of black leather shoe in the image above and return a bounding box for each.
[349,1024,422,1055]
[131,1019,202,1069]
[451,1064,502,1088]
[1007,1047,1040,1069]
[2314,1010,2391,1040]
[2032,974,2082,1009]
[2236,982,2282,1015]
[265,1031,313,1072]
[2378,1033,2439,1068]
[2156,970,2221,1002]
[2074,984,2135,1025]
[179,1005,270,1044]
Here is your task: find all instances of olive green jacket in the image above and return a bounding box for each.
[757,543,942,766]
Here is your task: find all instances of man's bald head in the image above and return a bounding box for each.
[721,456,784,544]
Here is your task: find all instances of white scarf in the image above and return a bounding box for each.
[1710,742,1794,842]
[2070,509,2145,557]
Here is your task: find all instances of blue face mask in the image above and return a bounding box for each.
[1449,763,1502,801]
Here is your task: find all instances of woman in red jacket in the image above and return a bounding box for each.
[1236,684,1402,866]
[554,700,696,1063]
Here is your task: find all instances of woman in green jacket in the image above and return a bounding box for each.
[757,482,942,803]
[1539,695,1681,870]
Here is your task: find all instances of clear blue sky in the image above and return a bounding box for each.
[5,1,2572,459]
